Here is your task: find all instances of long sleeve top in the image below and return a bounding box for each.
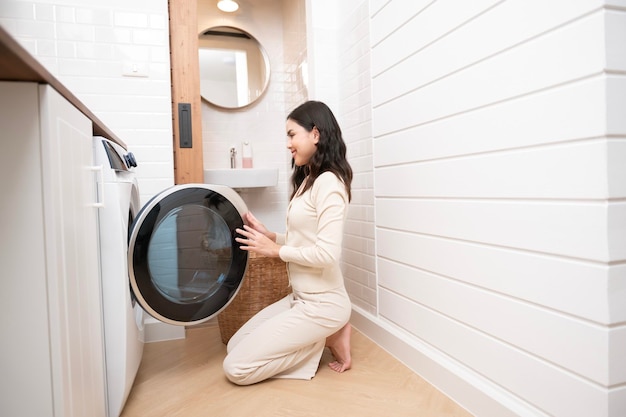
[276,171,349,293]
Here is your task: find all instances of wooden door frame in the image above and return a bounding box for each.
[169,0,204,184]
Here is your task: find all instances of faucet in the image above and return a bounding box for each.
[230,146,237,169]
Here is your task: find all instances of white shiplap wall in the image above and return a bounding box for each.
[366,1,626,416]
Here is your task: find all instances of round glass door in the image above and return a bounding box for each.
[128,184,248,326]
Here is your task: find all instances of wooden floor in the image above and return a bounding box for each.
[120,323,473,417]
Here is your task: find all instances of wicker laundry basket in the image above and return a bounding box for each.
[218,252,290,344]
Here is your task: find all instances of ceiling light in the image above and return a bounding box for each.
[217,0,239,12]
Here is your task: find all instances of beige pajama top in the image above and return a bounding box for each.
[277,171,348,293]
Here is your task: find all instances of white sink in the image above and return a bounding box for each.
[203,168,278,189]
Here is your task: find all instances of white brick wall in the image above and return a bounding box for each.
[337,1,377,315]
[305,0,377,315]
[0,0,308,229]
[0,0,174,206]
[197,0,306,233]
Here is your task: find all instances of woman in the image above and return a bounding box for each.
[223,100,353,385]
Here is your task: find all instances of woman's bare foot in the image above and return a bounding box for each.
[325,323,352,373]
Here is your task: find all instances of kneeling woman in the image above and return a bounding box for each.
[223,100,353,385]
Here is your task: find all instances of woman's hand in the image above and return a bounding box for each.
[236,212,279,257]
[235,224,281,257]
[243,212,276,242]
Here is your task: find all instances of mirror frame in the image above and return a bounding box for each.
[198,26,271,110]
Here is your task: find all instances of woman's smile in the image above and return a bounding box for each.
[286,119,318,166]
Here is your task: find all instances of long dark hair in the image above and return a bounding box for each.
[287,101,352,201]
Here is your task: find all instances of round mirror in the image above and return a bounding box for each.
[198,26,270,109]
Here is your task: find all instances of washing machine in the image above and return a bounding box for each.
[94,136,249,416]
[94,136,144,417]
[128,181,248,326]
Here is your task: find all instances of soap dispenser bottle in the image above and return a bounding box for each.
[242,141,253,168]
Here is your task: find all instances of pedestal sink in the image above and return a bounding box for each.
[203,168,278,189]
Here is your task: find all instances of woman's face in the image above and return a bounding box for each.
[286,119,318,166]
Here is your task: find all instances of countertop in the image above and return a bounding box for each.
[0,25,126,149]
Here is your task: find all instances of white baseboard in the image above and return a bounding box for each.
[350,306,547,417]
[143,316,186,343]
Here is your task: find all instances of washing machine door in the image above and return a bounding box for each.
[128,183,248,326]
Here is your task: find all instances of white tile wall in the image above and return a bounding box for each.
[0,0,174,206]
[196,0,306,233]
[338,0,376,315]
[0,0,356,263]
[282,0,308,110]
[306,0,377,315]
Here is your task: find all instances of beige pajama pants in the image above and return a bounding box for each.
[222,285,351,385]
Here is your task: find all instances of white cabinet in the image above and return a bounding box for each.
[0,82,106,417]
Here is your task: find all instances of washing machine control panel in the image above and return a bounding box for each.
[100,138,138,171]
[124,152,137,168]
